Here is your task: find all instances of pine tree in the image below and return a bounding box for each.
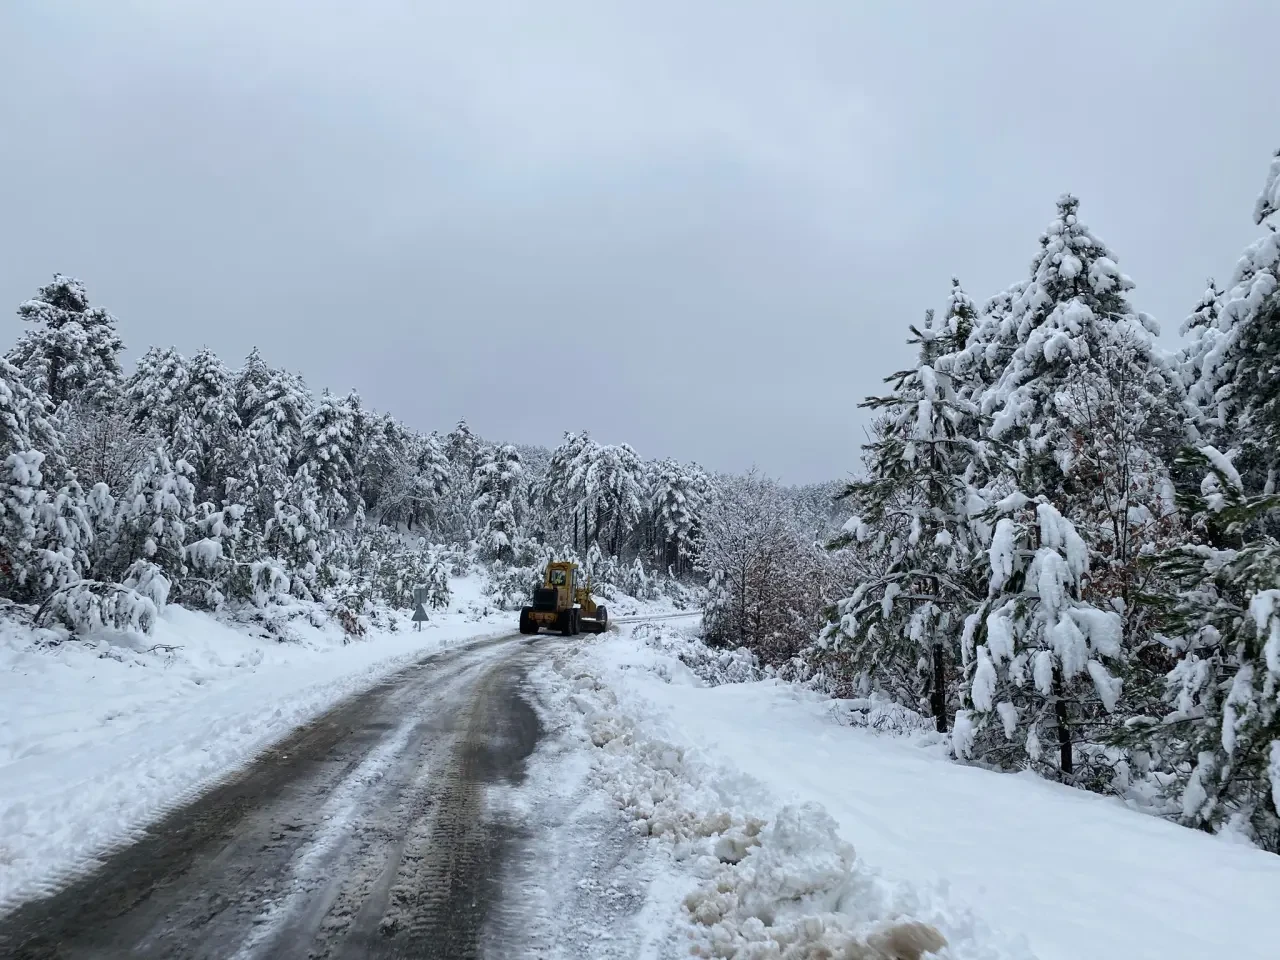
[0,357,90,601]
[183,347,243,503]
[7,274,124,409]
[114,447,197,587]
[650,458,710,576]
[298,390,358,524]
[235,350,311,528]
[127,346,196,459]
[540,431,595,550]
[472,444,524,561]
[981,195,1178,507]
[1184,152,1280,499]
[263,463,328,599]
[1129,447,1280,848]
[954,499,1124,783]
[439,419,483,540]
[597,443,645,557]
[966,197,1184,762]
[822,304,989,728]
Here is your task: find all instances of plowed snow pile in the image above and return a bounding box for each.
[533,640,1031,959]
[547,623,1280,960]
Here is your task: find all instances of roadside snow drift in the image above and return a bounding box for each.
[534,630,1031,960]
[566,623,1280,960]
[0,574,510,914]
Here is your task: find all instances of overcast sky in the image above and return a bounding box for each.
[3,1,1278,483]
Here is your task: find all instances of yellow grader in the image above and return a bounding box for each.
[519,560,609,635]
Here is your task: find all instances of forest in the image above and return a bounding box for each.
[3,149,1280,852]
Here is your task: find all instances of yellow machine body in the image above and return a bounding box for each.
[519,561,609,636]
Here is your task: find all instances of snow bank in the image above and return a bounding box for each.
[533,631,1027,960]
[0,573,510,914]
[574,627,1280,960]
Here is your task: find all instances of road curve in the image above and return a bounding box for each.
[0,633,548,960]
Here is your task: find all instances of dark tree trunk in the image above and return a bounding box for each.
[1052,669,1073,775]
[931,641,948,732]
[48,354,64,406]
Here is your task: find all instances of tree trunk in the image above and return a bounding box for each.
[931,640,948,732]
[1052,669,1073,775]
[48,354,64,406]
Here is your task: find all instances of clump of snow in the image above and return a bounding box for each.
[1200,444,1243,495]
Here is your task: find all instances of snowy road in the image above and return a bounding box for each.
[0,632,614,959]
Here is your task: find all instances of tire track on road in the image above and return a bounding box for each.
[0,634,529,960]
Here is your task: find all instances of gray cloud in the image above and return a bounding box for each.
[3,0,1278,482]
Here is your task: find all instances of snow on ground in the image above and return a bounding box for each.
[0,573,510,914]
[568,622,1280,960]
[536,625,1025,960]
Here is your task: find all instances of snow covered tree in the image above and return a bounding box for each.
[437,419,484,540]
[699,471,831,665]
[472,444,524,561]
[181,499,250,609]
[182,347,243,503]
[298,389,359,524]
[961,197,1185,749]
[113,447,197,587]
[422,549,451,609]
[0,356,93,601]
[821,305,990,729]
[7,274,124,409]
[981,195,1180,511]
[1184,151,1280,503]
[352,410,417,524]
[539,431,596,550]
[954,499,1125,784]
[593,443,645,557]
[57,399,156,495]
[1178,280,1222,391]
[1124,447,1280,848]
[263,463,328,600]
[235,350,311,528]
[126,346,195,459]
[373,430,451,532]
[650,458,710,575]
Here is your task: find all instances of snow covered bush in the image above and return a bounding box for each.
[634,621,762,686]
[36,580,158,636]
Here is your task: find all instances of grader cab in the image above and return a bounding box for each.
[519,560,608,636]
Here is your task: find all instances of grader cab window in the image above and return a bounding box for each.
[549,568,567,587]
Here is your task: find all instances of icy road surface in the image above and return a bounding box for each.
[0,633,670,959]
